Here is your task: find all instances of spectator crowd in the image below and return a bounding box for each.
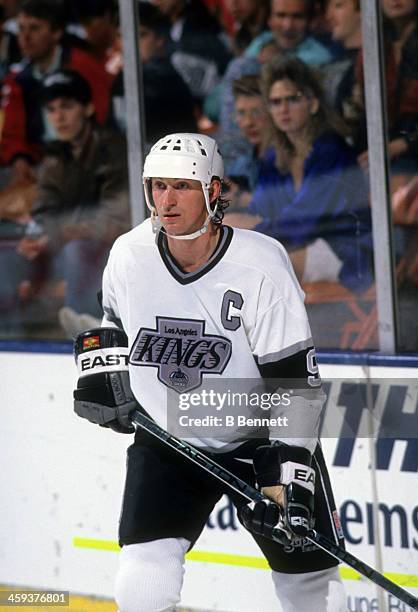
[0,0,417,351]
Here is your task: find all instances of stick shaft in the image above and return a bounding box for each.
[131,410,418,610]
[308,531,418,609]
[132,410,263,503]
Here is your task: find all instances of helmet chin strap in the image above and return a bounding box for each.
[152,212,214,240]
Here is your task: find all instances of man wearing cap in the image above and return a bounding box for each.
[12,69,130,330]
[0,0,112,183]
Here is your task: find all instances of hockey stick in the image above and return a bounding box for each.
[131,409,418,610]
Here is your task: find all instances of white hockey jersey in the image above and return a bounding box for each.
[102,219,324,452]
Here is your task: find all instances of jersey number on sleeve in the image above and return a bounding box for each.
[306,348,321,387]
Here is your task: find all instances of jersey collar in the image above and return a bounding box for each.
[157,224,233,285]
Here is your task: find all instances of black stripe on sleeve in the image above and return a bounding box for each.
[255,346,320,389]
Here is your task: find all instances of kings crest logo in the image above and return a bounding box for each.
[130,317,232,392]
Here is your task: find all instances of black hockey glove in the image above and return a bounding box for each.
[73,327,136,434]
[250,443,315,539]
[238,500,292,546]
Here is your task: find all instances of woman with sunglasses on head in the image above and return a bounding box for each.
[225,55,374,295]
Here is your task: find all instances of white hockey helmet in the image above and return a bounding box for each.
[143,133,224,240]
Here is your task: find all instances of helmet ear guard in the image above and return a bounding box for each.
[142,133,224,240]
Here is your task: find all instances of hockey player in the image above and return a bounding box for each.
[74,133,346,611]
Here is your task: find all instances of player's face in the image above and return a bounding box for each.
[268,0,309,50]
[17,12,62,61]
[45,97,94,142]
[152,177,209,236]
[326,0,361,45]
[381,0,416,19]
[234,95,268,147]
[268,78,318,137]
